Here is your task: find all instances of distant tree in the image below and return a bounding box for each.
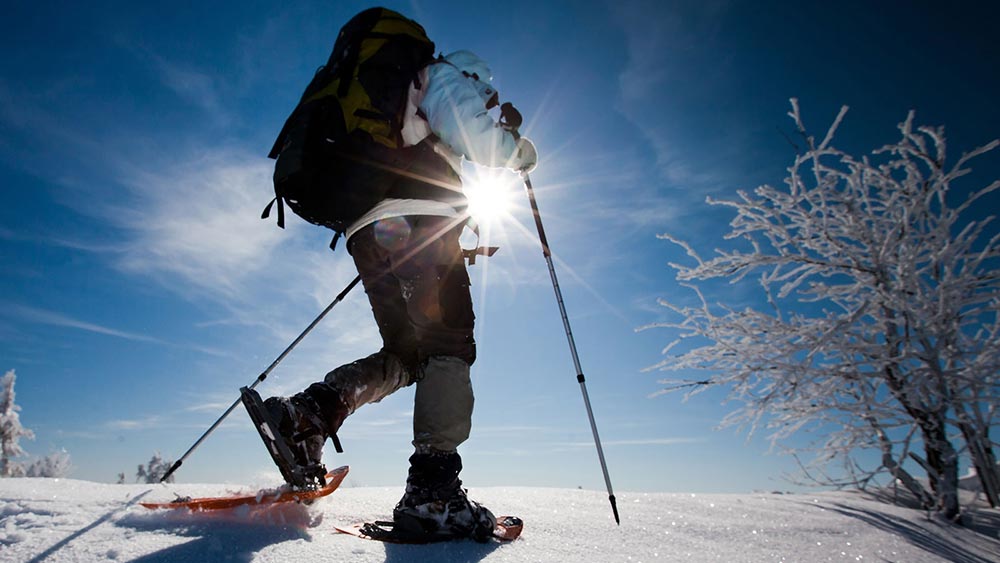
[136,452,174,483]
[25,450,72,478]
[0,370,35,477]
[648,101,1000,521]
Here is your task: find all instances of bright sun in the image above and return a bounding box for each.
[464,170,516,226]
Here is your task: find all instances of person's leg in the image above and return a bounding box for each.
[270,215,471,447]
[412,356,473,452]
[370,216,476,449]
[376,216,494,540]
[263,221,423,470]
[305,216,479,480]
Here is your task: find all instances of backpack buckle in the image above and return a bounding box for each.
[462,246,499,266]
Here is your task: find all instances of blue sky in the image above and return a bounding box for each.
[2,0,999,494]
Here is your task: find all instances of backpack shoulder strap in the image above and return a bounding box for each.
[261,196,285,228]
[332,9,384,97]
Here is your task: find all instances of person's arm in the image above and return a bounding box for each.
[419,63,535,171]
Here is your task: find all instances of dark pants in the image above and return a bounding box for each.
[350,215,476,369]
[318,215,476,453]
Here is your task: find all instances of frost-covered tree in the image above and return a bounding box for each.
[25,450,72,478]
[0,370,35,477]
[649,101,1000,520]
[136,452,174,483]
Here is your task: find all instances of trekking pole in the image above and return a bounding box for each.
[159,274,363,483]
[500,103,620,525]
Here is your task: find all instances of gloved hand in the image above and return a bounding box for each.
[513,137,537,174]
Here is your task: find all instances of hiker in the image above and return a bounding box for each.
[261,8,537,542]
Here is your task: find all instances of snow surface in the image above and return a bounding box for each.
[2,476,999,563]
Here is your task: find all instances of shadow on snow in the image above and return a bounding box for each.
[26,489,154,563]
[114,505,312,563]
[819,502,999,563]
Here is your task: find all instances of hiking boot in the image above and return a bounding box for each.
[393,483,496,542]
[263,396,326,470]
[263,384,349,470]
[391,451,496,542]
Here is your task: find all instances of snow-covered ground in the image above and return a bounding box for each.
[2,474,998,563]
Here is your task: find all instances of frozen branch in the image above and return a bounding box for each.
[650,102,1000,518]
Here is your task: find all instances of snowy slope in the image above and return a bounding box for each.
[2,475,998,563]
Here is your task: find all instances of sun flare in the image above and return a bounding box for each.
[463,169,517,226]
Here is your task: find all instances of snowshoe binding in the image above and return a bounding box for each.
[339,514,521,544]
[391,485,498,543]
[381,450,497,542]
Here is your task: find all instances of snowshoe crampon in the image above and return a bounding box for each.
[335,515,523,544]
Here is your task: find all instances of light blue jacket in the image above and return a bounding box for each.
[401,51,524,172]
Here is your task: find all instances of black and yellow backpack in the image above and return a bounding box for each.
[264,7,446,243]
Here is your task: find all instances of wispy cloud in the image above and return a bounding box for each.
[0,78,123,186]
[184,401,234,413]
[111,149,301,300]
[102,145,381,362]
[9,304,165,344]
[114,38,231,124]
[7,303,234,359]
[105,415,164,431]
[55,429,106,440]
[3,48,327,320]
[153,56,225,117]
[555,437,704,448]
[611,1,735,193]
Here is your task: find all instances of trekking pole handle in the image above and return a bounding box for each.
[499,103,556,258]
[500,102,523,137]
